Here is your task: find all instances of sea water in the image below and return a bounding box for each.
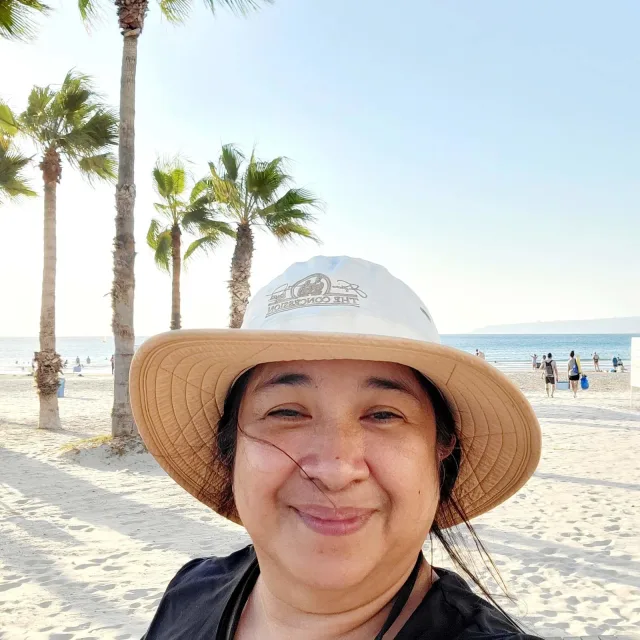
[0,334,633,375]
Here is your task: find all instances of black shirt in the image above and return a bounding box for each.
[142,545,542,639]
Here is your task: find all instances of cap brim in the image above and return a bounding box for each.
[130,329,541,528]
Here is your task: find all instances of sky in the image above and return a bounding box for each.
[1,0,639,337]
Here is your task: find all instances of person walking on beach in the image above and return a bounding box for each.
[75,356,80,365]
[531,354,538,369]
[592,352,600,372]
[110,354,115,375]
[544,353,559,397]
[568,351,580,398]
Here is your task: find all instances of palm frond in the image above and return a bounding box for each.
[58,108,118,156]
[0,103,20,136]
[153,201,175,221]
[265,220,320,244]
[153,156,189,199]
[56,72,94,118]
[246,155,290,204]
[219,143,244,182]
[184,233,224,261]
[261,208,317,226]
[146,219,172,272]
[158,0,191,23]
[180,205,211,233]
[21,85,56,143]
[0,135,37,204]
[78,152,117,183]
[196,217,236,238]
[146,218,164,246]
[259,187,321,216]
[77,0,103,26]
[189,178,210,203]
[0,0,50,42]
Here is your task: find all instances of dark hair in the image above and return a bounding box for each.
[208,366,521,627]
[570,350,575,358]
[548,352,553,359]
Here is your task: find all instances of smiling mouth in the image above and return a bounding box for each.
[292,505,376,536]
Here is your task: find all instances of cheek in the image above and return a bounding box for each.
[369,432,441,520]
[233,435,296,517]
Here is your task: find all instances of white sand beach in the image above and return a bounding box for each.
[1,372,639,639]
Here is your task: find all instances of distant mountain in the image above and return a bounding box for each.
[472,316,640,335]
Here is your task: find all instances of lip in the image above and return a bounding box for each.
[292,505,376,537]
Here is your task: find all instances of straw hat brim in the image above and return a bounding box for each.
[129,329,541,528]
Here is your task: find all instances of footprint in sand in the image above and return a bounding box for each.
[62,622,91,631]
[583,538,612,547]
[0,578,27,592]
[123,589,154,600]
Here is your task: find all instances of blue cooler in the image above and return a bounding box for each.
[57,378,65,398]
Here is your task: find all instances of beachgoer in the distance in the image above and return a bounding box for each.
[110,354,115,375]
[617,356,625,372]
[75,356,80,365]
[86,356,91,365]
[531,354,538,370]
[592,352,600,372]
[568,351,580,398]
[131,256,542,640]
[544,353,559,397]
[475,349,486,360]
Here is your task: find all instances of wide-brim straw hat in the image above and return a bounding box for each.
[130,256,541,528]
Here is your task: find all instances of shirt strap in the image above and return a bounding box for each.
[374,554,423,640]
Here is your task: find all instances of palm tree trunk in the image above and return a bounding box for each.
[37,147,62,430]
[170,224,181,330]
[228,223,254,329]
[111,30,138,438]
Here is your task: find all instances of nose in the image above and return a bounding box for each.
[298,421,370,492]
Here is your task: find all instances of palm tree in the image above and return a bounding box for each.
[0,0,50,41]
[78,0,272,438]
[203,144,321,328]
[0,71,117,430]
[146,157,234,330]
[0,128,36,204]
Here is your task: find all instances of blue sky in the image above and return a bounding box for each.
[1,0,639,336]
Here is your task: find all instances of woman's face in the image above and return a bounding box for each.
[233,359,443,591]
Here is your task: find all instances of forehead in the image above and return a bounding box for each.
[247,359,422,389]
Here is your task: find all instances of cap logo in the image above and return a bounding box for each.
[266,272,367,318]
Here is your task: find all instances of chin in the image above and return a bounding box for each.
[289,549,377,591]
[279,532,382,590]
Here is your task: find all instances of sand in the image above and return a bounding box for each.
[0,372,639,639]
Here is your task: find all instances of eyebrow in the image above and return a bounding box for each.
[363,376,420,399]
[253,372,313,393]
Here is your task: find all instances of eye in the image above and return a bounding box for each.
[268,408,303,419]
[366,410,402,422]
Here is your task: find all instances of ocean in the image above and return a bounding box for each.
[0,334,634,376]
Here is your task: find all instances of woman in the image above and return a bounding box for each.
[131,256,542,639]
[568,350,580,397]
